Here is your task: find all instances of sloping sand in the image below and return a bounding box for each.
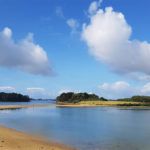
[0,125,75,150]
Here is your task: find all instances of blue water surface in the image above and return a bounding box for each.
[0,99,55,105]
[0,105,150,150]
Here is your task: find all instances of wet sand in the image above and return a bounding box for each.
[0,125,75,150]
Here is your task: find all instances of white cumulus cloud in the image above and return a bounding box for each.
[26,87,51,99]
[82,2,150,76]
[88,0,102,15]
[0,86,15,92]
[99,81,150,99]
[0,27,53,76]
[100,81,130,91]
[98,81,137,99]
[141,83,150,94]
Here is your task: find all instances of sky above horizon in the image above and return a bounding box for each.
[0,0,150,99]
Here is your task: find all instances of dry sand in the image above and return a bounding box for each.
[0,125,75,150]
[0,104,52,110]
[0,104,75,150]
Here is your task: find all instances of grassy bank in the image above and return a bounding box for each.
[56,100,150,107]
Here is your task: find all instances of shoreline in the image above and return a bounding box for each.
[0,102,149,109]
[0,125,75,150]
[56,101,150,108]
[0,104,53,110]
[0,104,75,150]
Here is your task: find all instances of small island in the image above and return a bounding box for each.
[0,92,30,102]
[56,92,150,107]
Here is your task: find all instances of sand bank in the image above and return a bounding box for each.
[0,125,75,150]
[0,104,52,110]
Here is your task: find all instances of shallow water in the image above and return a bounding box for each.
[0,105,150,150]
[0,99,55,105]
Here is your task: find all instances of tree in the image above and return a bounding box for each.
[56,92,107,103]
[0,92,30,102]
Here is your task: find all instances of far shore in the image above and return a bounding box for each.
[0,104,52,110]
[56,101,150,107]
[0,125,75,150]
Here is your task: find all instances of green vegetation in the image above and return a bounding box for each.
[57,92,150,107]
[0,92,30,102]
[56,92,107,103]
[117,96,150,103]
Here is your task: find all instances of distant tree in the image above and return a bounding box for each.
[117,96,150,102]
[117,98,131,101]
[0,92,30,102]
[99,97,108,101]
[56,92,107,103]
[56,92,74,102]
[131,96,150,102]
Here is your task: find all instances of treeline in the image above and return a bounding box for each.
[0,92,30,102]
[56,92,107,103]
[118,96,150,102]
[57,92,150,103]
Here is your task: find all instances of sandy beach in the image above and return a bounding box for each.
[0,125,75,150]
[0,104,52,110]
[0,104,75,150]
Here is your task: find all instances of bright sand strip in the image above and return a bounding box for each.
[0,104,52,110]
[0,104,75,150]
[0,125,75,150]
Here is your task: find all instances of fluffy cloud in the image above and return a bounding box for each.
[26,87,51,99]
[82,3,150,76]
[27,87,45,92]
[99,81,150,99]
[141,83,150,94]
[0,27,52,76]
[0,86,15,92]
[98,81,135,99]
[88,0,102,15]
[100,81,130,91]
[67,18,79,33]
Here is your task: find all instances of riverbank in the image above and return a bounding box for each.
[56,101,150,107]
[0,125,74,150]
[0,104,52,110]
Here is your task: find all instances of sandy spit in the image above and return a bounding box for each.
[0,104,53,110]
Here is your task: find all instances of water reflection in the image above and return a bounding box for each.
[0,106,150,150]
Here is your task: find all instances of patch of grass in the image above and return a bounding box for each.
[57,100,150,107]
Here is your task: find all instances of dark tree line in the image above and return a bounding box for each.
[118,96,150,102]
[56,92,150,103]
[56,92,107,103]
[0,92,30,102]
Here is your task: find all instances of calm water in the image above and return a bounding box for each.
[0,99,55,105]
[0,105,150,150]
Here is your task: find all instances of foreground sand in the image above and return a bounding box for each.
[0,125,74,150]
[57,101,150,107]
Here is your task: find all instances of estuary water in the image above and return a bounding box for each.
[0,104,150,150]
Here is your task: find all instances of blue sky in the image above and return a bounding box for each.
[0,0,150,99]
